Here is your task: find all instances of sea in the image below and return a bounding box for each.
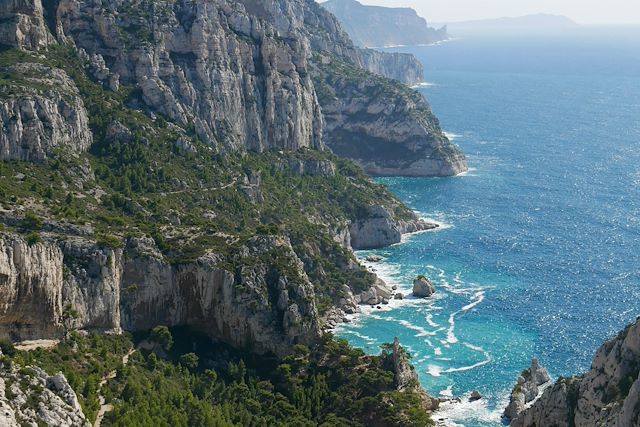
[334,27,640,426]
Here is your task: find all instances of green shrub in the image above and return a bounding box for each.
[26,231,41,245]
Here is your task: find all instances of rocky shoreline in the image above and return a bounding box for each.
[323,218,441,330]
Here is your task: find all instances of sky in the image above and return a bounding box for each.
[355,0,640,25]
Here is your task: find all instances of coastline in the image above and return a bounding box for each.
[332,214,509,427]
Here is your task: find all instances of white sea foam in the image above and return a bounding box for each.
[440,385,454,397]
[434,347,442,356]
[398,319,435,337]
[462,291,485,311]
[444,132,463,141]
[446,312,459,344]
[434,398,504,427]
[426,314,439,328]
[411,82,436,89]
[428,365,442,377]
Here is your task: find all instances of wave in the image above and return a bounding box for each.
[428,365,442,377]
[426,314,439,328]
[444,131,463,141]
[434,398,504,427]
[462,291,485,311]
[398,319,436,337]
[411,82,436,89]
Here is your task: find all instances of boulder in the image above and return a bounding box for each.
[412,276,436,298]
[469,390,482,401]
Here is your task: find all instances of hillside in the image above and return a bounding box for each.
[0,0,464,424]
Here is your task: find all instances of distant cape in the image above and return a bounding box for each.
[441,14,579,35]
[321,0,448,48]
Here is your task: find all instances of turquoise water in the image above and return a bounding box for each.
[335,29,640,426]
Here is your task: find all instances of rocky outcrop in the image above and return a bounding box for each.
[0,0,56,50]
[0,232,319,357]
[0,233,122,340]
[412,276,436,298]
[0,359,89,427]
[120,236,320,357]
[313,56,467,177]
[55,0,324,152]
[508,318,640,427]
[388,337,440,410]
[348,205,437,250]
[357,48,424,86]
[356,278,392,306]
[504,358,551,421]
[0,63,92,162]
[321,0,448,48]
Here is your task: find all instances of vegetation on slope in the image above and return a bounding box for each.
[3,332,433,426]
[0,45,414,313]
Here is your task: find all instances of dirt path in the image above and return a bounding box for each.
[14,339,60,351]
[93,348,135,427]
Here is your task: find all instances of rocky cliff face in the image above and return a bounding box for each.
[0,0,55,50]
[508,318,640,427]
[357,48,424,86]
[1,0,463,176]
[348,205,437,250]
[0,233,319,357]
[504,358,551,421]
[54,0,324,152]
[314,56,467,177]
[0,63,92,162]
[321,0,448,48]
[0,0,463,357]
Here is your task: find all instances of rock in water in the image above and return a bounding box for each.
[412,276,436,298]
[469,390,482,401]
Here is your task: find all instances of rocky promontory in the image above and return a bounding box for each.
[506,318,640,426]
[321,0,448,48]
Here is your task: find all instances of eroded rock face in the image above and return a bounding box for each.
[0,364,89,427]
[56,0,324,153]
[388,337,439,411]
[120,236,320,357]
[0,233,319,357]
[357,49,424,85]
[508,318,640,427]
[348,205,437,250]
[0,233,121,340]
[0,63,93,162]
[0,0,55,50]
[504,358,551,421]
[314,56,467,177]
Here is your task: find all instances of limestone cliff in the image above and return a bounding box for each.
[507,318,640,427]
[321,0,448,48]
[0,233,319,357]
[314,56,467,177]
[0,63,92,162]
[1,0,464,177]
[357,48,424,86]
[0,0,461,356]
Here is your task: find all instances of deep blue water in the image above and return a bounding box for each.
[335,29,640,426]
